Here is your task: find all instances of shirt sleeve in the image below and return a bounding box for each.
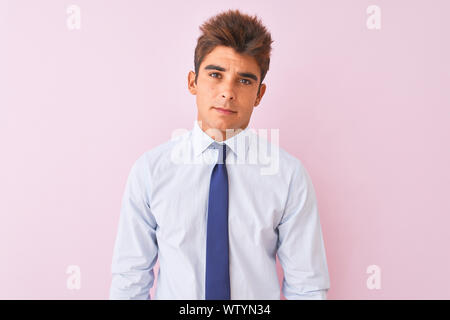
[276,160,330,300]
[109,154,158,300]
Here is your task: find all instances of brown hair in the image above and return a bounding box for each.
[194,9,273,95]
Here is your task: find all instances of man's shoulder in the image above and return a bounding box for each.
[278,144,303,168]
[133,130,191,171]
[249,129,304,173]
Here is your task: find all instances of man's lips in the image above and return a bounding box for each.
[213,107,237,115]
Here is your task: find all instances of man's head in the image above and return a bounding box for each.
[188,9,273,141]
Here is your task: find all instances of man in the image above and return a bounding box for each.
[109,8,330,300]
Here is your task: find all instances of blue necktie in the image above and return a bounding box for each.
[205,142,231,300]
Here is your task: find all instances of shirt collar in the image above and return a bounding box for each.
[191,119,251,161]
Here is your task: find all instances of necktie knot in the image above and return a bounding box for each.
[212,142,227,165]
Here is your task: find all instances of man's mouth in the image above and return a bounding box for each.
[213,107,237,115]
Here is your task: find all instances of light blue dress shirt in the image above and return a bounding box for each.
[109,120,330,300]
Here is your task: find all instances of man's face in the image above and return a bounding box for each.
[188,45,266,141]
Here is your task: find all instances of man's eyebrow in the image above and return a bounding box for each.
[204,64,258,82]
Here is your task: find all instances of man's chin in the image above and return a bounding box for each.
[203,121,239,139]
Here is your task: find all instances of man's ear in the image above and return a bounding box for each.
[188,71,197,95]
[254,83,266,107]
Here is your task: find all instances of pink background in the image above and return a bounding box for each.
[1,0,449,299]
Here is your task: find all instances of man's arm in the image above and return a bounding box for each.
[276,160,330,300]
[109,154,158,299]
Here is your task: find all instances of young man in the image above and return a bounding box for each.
[110,9,330,300]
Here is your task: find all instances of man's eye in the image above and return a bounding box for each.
[209,73,251,85]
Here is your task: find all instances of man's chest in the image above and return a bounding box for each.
[148,164,287,243]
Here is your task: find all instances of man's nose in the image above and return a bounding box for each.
[221,92,234,100]
[220,83,235,100]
